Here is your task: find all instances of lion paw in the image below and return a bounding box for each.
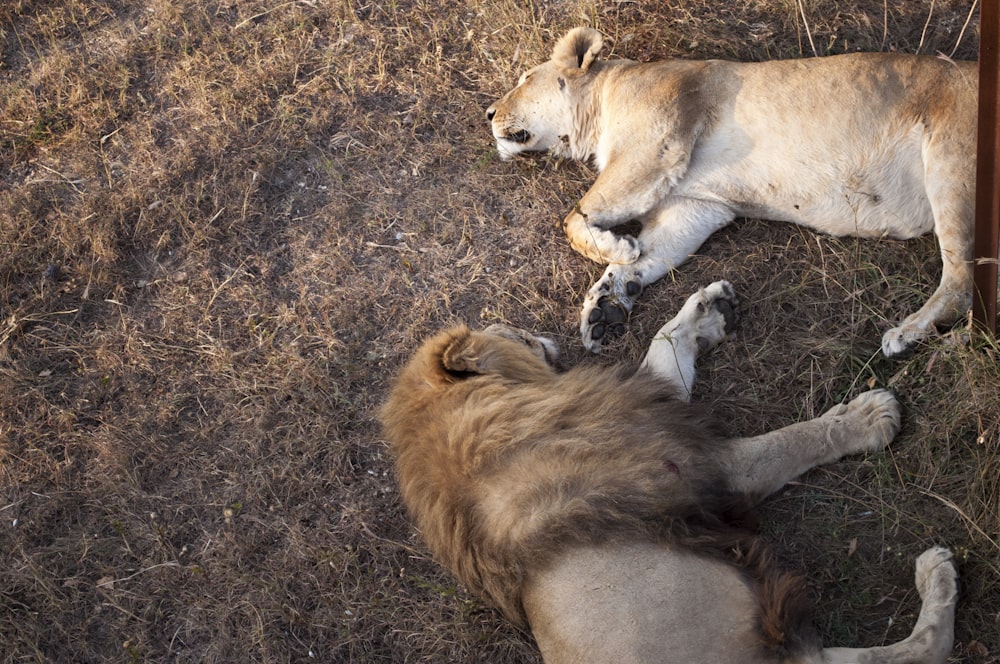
[821,389,901,455]
[661,280,740,354]
[914,547,958,604]
[685,280,740,346]
[580,273,643,352]
[569,230,640,266]
[603,234,641,265]
[881,324,928,359]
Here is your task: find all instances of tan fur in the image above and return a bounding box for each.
[381,283,958,663]
[381,325,748,627]
[487,28,980,358]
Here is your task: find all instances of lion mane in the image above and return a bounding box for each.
[380,325,814,655]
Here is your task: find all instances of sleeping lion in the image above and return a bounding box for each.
[487,28,978,358]
[380,281,958,664]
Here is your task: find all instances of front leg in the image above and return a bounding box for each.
[638,281,740,401]
[563,105,707,265]
[562,147,699,265]
[581,198,735,351]
[721,389,901,502]
[561,168,661,265]
[562,203,642,265]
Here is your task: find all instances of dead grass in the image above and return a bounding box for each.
[0,0,995,662]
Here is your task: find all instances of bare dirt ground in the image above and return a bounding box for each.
[1,1,997,662]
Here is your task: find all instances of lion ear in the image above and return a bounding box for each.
[552,27,603,73]
[440,331,485,377]
[440,329,553,383]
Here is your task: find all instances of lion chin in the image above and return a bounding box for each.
[495,141,517,161]
[487,26,980,359]
[492,132,530,160]
[380,282,959,664]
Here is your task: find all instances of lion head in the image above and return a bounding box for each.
[486,27,605,161]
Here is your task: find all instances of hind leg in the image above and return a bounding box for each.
[720,389,901,500]
[880,233,973,358]
[639,280,739,401]
[819,547,958,664]
[881,143,976,358]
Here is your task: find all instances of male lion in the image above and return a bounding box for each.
[380,281,958,664]
[487,28,978,358]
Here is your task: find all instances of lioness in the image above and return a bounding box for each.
[487,28,978,358]
[380,281,958,664]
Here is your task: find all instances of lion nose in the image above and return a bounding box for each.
[486,107,496,121]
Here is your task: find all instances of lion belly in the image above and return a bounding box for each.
[677,112,935,241]
[523,542,790,664]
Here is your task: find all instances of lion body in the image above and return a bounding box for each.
[488,29,979,357]
[380,326,749,627]
[381,287,959,663]
[590,55,952,239]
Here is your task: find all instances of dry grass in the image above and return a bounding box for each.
[0,0,996,662]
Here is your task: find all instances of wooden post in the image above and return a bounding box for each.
[974,0,1000,335]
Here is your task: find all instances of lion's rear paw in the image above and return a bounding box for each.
[881,323,929,359]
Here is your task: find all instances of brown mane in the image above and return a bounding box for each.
[380,325,814,655]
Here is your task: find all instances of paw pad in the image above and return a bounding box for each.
[589,297,629,342]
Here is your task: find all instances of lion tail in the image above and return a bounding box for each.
[737,539,820,659]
